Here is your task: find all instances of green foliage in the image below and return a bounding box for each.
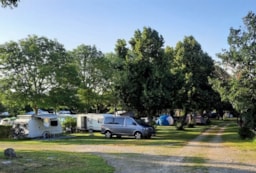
[62,117,76,131]
[0,0,19,8]
[70,45,113,112]
[217,12,256,132]
[0,35,78,113]
[173,36,214,112]
[238,127,255,139]
[114,27,175,117]
[175,120,184,130]
[0,125,12,138]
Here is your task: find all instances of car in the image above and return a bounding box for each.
[101,116,154,139]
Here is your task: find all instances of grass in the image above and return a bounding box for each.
[221,119,256,151]
[55,124,209,146]
[0,150,114,173]
[183,155,208,173]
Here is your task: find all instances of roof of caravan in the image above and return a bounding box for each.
[35,114,58,119]
[17,114,58,119]
[76,113,115,117]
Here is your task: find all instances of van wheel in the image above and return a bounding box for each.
[105,131,112,138]
[42,131,50,139]
[134,132,142,139]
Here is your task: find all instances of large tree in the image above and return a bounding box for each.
[70,45,112,113]
[173,36,214,128]
[115,27,175,118]
[0,35,78,114]
[218,12,256,135]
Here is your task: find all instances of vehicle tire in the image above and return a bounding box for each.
[134,132,142,139]
[42,131,50,139]
[105,131,112,138]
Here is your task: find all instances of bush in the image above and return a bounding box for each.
[62,117,76,133]
[0,125,12,138]
[187,123,195,128]
[175,121,184,130]
[238,127,255,139]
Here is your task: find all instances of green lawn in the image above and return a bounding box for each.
[221,119,256,151]
[0,150,114,173]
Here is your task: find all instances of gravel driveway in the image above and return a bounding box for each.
[91,124,256,173]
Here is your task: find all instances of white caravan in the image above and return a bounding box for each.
[13,114,63,138]
[76,113,115,132]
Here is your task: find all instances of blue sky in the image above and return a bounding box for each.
[1,0,256,61]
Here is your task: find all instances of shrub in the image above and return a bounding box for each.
[187,123,195,128]
[238,127,255,139]
[175,121,184,130]
[0,125,12,138]
[62,117,76,133]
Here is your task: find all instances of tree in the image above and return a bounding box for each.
[173,36,214,129]
[0,35,78,114]
[209,63,236,119]
[218,12,256,137]
[70,45,112,113]
[0,0,19,8]
[115,27,175,118]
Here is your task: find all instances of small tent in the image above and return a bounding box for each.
[156,114,174,126]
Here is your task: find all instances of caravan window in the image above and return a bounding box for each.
[50,120,58,126]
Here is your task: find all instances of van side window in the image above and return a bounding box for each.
[114,117,124,125]
[104,117,114,124]
[126,118,135,126]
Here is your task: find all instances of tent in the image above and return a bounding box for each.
[156,114,174,126]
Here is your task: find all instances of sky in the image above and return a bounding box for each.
[1,0,256,61]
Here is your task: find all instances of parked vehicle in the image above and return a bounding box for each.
[76,113,114,132]
[194,115,210,125]
[101,116,154,139]
[12,114,62,138]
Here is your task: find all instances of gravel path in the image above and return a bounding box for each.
[92,124,256,173]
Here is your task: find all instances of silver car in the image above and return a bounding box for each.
[101,116,154,139]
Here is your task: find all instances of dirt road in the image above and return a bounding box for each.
[94,124,256,173]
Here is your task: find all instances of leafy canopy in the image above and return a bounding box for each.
[0,35,78,113]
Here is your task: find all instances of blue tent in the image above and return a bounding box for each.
[157,114,174,126]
